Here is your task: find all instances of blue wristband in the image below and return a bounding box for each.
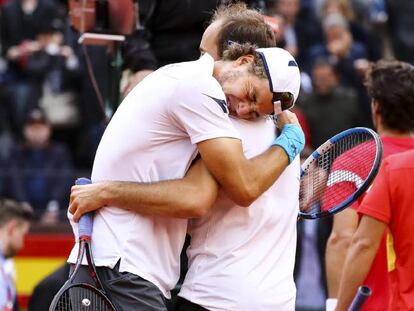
[272,124,305,163]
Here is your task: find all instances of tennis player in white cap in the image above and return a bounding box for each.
[68,16,303,310]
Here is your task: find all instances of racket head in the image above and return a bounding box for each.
[50,177,115,310]
[49,240,115,311]
[298,127,382,219]
[49,283,116,311]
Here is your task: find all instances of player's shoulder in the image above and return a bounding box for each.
[175,73,225,108]
[384,149,414,171]
[179,75,223,100]
[158,54,213,80]
[156,55,227,110]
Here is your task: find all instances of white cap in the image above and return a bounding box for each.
[256,47,301,112]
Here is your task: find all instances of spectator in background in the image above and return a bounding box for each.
[335,149,414,310]
[319,0,383,62]
[325,60,414,311]
[270,0,323,69]
[0,88,14,199]
[0,0,59,133]
[307,12,371,125]
[307,13,367,85]
[387,0,414,64]
[28,18,81,130]
[268,13,286,48]
[0,199,34,311]
[299,58,361,148]
[4,108,74,224]
[267,0,300,57]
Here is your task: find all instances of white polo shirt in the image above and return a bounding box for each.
[68,54,240,298]
[179,117,300,310]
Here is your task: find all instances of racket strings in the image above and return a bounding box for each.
[300,133,376,214]
[54,285,114,311]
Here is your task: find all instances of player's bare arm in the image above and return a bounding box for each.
[70,159,219,222]
[335,216,386,311]
[326,208,359,297]
[70,111,302,221]
[197,110,303,207]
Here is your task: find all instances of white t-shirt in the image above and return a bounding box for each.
[68,54,240,298]
[179,117,300,310]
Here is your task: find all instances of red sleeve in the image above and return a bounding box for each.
[358,161,391,224]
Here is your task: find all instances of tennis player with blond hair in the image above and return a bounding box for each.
[69,4,303,310]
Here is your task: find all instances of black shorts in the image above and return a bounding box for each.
[70,261,167,311]
[175,297,209,311]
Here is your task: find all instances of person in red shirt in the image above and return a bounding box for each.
[336,149,414,310]
[325,59,414,311]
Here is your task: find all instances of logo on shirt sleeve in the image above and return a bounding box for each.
[288,60,298,67]
[203,94,229,114]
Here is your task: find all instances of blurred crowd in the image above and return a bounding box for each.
[0,0,413,310]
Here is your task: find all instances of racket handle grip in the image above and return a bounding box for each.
[76,178,93,238]
[348,285,372,311]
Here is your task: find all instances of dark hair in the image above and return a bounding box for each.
[0,199,34,227]
[365,60,414,132]
[212,2,276,57]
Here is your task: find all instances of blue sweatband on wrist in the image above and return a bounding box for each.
[272,124,305,163]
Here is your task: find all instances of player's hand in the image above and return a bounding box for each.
[69,183,107,222]
[275,110,301,129]
[121,69,154,97]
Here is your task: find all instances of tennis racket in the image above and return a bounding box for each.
[298,127,382,220]
[348,285,372,311]
[49,178,116,311]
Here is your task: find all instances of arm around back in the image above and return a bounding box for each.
[69,159,218,221]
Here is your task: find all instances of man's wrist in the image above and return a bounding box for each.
[271,124,305,163]
[99,181,114,207]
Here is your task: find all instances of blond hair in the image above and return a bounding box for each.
[222,42,267,79]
